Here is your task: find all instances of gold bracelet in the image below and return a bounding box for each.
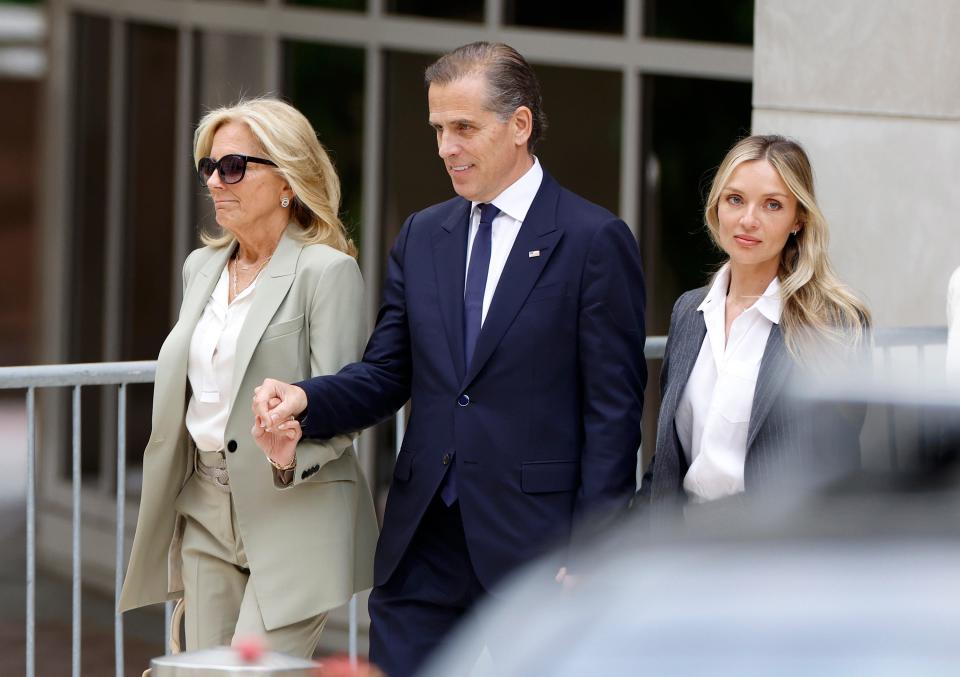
[269,455,297,471]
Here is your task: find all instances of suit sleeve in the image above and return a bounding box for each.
[296,216,415,439]
[279,255,368,487]
[575,218,647,523]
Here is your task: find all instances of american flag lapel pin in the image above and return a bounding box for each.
[528,250,541,258]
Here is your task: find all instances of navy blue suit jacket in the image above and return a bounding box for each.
[298,171,647,589]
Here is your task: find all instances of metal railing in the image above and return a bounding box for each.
[0,327,945,675]
[1,361,155,677]
[0,360,357,677]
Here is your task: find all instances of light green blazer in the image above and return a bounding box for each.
[119,228,379,630]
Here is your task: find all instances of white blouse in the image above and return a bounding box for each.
[185,265,258,452]
[674,265,781,503]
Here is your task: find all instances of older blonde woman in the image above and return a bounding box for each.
[119,98,378,657]
[639,135,870,513]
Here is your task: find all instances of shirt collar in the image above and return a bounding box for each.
[697,262,782,324]
[471,156,543,223]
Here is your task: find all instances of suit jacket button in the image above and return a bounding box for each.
[226,440,237,453]
[442,453,451,465]
[457,394,470,407]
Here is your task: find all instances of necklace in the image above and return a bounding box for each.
[236,256,271,272]
[231,252,272,300]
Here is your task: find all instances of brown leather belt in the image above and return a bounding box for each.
[193,447,230,492]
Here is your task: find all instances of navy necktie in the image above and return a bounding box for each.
[463,203,500,368]
[440,202,500,506]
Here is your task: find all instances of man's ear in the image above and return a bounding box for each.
[512,106,533,148]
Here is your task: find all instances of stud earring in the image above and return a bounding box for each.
[281,196,290,208]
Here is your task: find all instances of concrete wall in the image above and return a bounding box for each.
[752,0,960,326]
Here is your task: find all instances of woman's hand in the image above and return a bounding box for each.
[251,396,301,469]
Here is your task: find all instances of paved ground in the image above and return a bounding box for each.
[0,396,164,675]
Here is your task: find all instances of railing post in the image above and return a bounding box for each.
[26,386,36,677]
[165,600,173,654]
[115,383,127,677]
[348,594,358,667]
[72,385,82,677]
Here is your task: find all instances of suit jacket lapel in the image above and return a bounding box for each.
[432,200,472,384]
[746,322,793,450]
[659,293,709,427]
[181,246,234,328]
[229,228,300,407]
[151,245,233,435]
[461,175,563,389]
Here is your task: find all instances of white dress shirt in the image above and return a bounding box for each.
[465,157,544,325]
[186,265,259,452]
[674,264,781,503]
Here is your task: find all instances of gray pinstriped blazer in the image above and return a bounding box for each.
[638,287,863,510]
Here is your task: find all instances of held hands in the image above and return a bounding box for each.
[251,378,308,430]
[251,396,302,469]
[251,378,309,469]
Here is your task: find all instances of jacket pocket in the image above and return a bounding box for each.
[261,314,305,340]
[521,460,579,494]
[526,282,567,304]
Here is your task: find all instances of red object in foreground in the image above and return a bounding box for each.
[314,655,385,677]
[233,635,267,663]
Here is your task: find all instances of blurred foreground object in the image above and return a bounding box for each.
[149,646,316,676]
[422,368,960,676]
[314,655,385,677]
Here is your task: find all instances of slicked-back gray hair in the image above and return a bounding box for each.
[425,42,547,153]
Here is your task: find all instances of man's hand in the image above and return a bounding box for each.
[252,378,308,431]
[251,396,302,469]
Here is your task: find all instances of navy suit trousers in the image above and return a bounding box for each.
[368,493,485,677]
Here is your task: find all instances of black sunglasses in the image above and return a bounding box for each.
[197,154,277,186]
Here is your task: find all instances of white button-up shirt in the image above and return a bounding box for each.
[675,264,781,503]
[185,265,258,452]
[465,157,544,325]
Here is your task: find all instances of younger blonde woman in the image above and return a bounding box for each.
[639,134,870,512]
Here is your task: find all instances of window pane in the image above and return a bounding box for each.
[68,13,110,365]
[644,0,753,45]
[382,50,449,247]
[505,0,624,34]
[0,78,39,364]
[387,0,482,22]
[283,41,365,251]
[534,63,621,215]
[640,74,752,334]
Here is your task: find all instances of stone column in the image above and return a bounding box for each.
[752,0,960,325]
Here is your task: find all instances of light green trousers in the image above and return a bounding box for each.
[176,451,327,658]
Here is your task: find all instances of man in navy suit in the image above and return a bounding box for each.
[253,42,646,676]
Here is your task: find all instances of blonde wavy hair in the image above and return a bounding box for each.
[193,97,356,257]
[704,135,870,359]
